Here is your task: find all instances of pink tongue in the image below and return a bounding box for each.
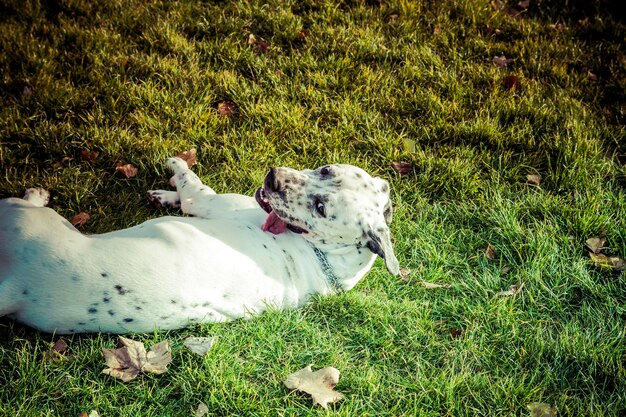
[262,210,288,234]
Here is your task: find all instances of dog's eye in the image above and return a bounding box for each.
[320,166,331,176]
[315,200,326,217]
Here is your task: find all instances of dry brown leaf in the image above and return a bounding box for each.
[102,337,171,382]
[71,212,90,227]
[115,162,138,178]
[284,365,344,409]
[297,29,309,39]
[527,174,542,186]
[195,402,209,417]
[44,339,69,362]
[493,55,514,67]
[587,71,598,81]
[527,402,557,417]
[53,156,75,169]
[177,149,197,168]
[399,268,411,282]
[503,75,520,91]
[500,266,511,275]
[589,252,626,272]
[81,149,100,162]
[248,34,270,52]
[184,336,215,356]
[217,101,238,117]
[391,162,414,176]
[585,236,606,254]
[421,281,452,289]
[496,283,524,296]
[449,328,463,338]
[485,244,497,260]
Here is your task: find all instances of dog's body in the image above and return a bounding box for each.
[0,158,398,334]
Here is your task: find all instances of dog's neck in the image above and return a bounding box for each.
[307,241,377,292]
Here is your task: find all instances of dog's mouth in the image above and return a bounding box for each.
[255,187,307,235]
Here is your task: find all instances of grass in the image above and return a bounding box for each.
[0,0,625,415]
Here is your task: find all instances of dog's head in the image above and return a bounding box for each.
[256,164,399,275]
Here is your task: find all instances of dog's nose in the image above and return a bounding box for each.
[264,168,280,192]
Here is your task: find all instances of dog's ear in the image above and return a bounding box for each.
[374,178,393,225]
[365,224,399,276]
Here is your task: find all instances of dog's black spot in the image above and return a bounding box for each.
[101,272,109,278]
[160,315,170,320]
[71,275,80,283]
[263,244,268,249]
[123,318,134,323]
[103,296,111,303]
[108,310,115,316]
[202,302,210,307]
[135,306,142,310]
[88,307,98,314]
[78,322,86,326]
[22,289,28,296]
[170,299,177,304]
[69,329,75,333]
[114,285,129,295]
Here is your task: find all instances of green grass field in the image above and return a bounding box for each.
[1,0,625,415]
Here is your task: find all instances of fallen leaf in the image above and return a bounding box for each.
[493,55,514,67]
[297,29,309,39]
[421,281,452,289]
[217,101,238,117]
[485,244,497,260]
[500,266,511,275]
[195,402,209,417]
[43,339,69,362]
[585,236,606,254]
[248,34,270,52]
[491,0,528,17]
[177,149,197,168]
[53,156,75,169]
[449,328,463,338]
[587,71,598,81]
[285,365,344,409]
[503,75,520,91]
[81,149,100,162]
[526,174,542,186]
[115,162,138,178]
[102,337,171,382]
[184,336,215,356]
[391,161,414,176]
[589,252,626,272]
[399,268,411,282]
[496,283,524,296]
[21,84,34,99]
[71,212,90,227]
[527,402,557,417]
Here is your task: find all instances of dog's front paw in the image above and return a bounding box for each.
[23,188,50,207]
[148,190,181,209]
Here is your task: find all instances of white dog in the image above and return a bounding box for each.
[0,157,398,334]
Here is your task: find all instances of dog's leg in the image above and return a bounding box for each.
[22,188,50,207]
[166,157,216,195]
[148,157,219,217]
[147,190,181,209]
